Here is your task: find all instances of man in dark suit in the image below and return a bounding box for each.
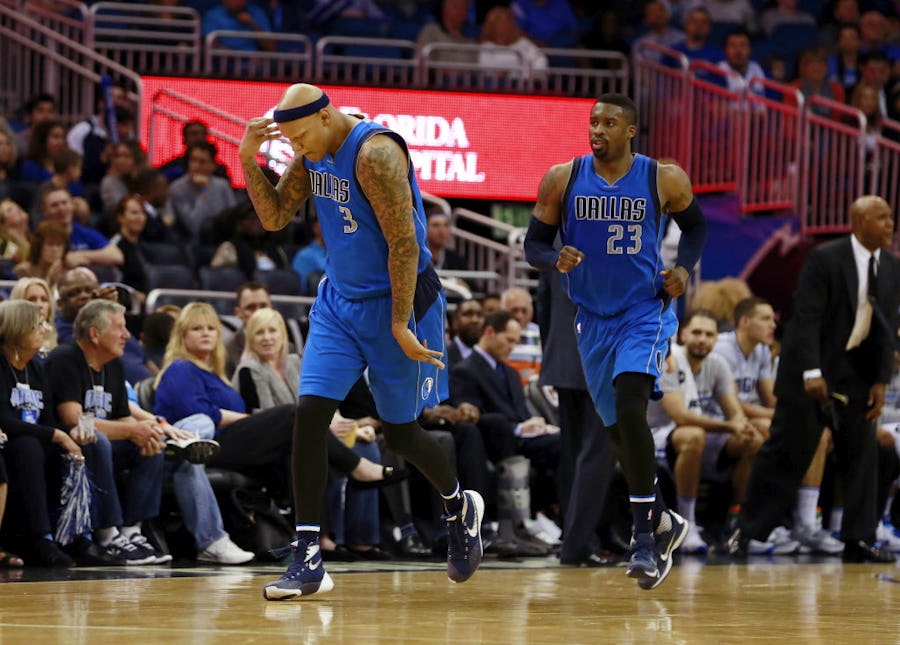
[730,195,898,562]
[536,269,616,566]
[450,310,561,464]
[450,310,561,553]
[446,298,484,369]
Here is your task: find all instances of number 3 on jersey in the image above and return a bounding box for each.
[339,206,358,234]
[607,223,642,255]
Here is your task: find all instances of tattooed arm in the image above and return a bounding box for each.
[358,134,444,368]
[238,117,312,231]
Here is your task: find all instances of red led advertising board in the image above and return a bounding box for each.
[140,77,594,201]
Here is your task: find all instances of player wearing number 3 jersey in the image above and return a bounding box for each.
[239,83,484,601]
[524,94,708,590]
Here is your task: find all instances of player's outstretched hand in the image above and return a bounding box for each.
[239,117,282,162]
[556,245,584,273]
[393,327,445,369]
[660,266,689,297]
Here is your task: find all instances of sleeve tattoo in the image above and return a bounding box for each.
[358,136,418,328]
[241,155,312,231]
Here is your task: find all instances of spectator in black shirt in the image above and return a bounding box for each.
[0,300,82,567]
[109,194,149,296]
[47,299,169,565]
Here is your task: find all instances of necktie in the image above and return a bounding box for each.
[495,361,511,397]
[868,254,878,301]
[847,254,878,350]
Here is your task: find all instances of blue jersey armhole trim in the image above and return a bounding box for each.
[647,157,662,230]
[560,156,582,238]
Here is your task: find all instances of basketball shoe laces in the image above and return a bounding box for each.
[270,539,320,580]
[443,496,471,555]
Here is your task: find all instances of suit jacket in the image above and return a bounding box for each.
[776,237,899,399]
[446,338,462,372]
[434,248,468,272]
[536,269,588,391]
[450,350,530,423]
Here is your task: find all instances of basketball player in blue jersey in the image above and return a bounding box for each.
[524,94,708,590]
[238,83,484,600]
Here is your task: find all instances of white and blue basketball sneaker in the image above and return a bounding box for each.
[263,538,334,601]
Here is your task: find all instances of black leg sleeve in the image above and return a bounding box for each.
[613,372,657,497]
[327,433,362,474]
[382,420,457,495]
[292,395,342,526]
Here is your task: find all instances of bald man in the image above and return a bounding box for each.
[730,195,898,564]
[239,84,483,599]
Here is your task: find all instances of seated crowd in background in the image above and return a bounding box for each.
[0,0,899,569]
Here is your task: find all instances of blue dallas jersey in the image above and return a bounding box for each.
[303,119,431,300]
[560,153,667,316]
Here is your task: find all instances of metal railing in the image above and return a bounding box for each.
[87,2,201,77]
[147,87,246,172]
[633,43,898,231]
[872,119,900,241]
[417,43,628,97]
[23,0,87,44]
[420,42,530,93]
[0,2,142,127]
[450,207,529,293]
[742,77,804,214]
[203,31,313,81]
[633,41,691,166]
[534,49,629,97]
[315,36,418,88]
[146,288,313,315]
[800,96,867,234]
[686,60,746,194]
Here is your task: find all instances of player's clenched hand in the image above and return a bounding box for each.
[239,117,282,162]
[660,266,689,297]
[392,326,445,369]
[556,245,584,273]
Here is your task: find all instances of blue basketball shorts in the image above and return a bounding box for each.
[575,297,677,426]
[299,275,449,424]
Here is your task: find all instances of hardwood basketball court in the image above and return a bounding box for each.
[0,557,897,643]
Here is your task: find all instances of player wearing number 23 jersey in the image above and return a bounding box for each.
[562,152,666,318]
[525,94,706,592]
[558,151,677,424]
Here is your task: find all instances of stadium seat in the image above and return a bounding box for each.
[199,265,246,294]
[145,264,196,291]
[769,23,819,60]
[708,21,742,49]
[256,269,306,320]
[142,241,189,266]
[255,268,302,295]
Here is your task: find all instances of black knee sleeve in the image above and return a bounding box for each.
[614,372,654,427]
[612,373,657,496]
[382,420,457,494]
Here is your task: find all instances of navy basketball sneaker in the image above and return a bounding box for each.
[638,509,689,590]
[444,490,485,583]
[626,532,659,581]
[263,538,334,601]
